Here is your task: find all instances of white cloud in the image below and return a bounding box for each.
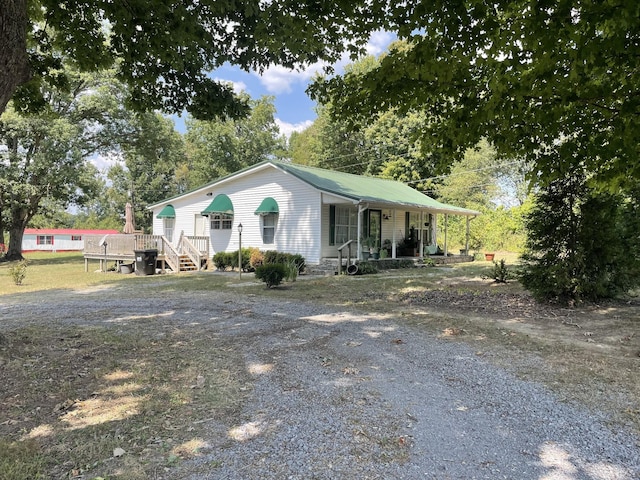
[365,30,396,56]
[213,77,248,95]
[255,30,395,94]
[256,62,327,94]
[276,118,313,138]
[91,151,122,172]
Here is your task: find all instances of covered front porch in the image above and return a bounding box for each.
[322,199,479,263]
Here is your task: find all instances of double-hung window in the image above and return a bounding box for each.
[331,206,357,245]
[262,214,276,244]
[37,235,54,245]
[210,214,233,230]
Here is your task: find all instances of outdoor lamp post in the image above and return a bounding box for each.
[238,223,243,279]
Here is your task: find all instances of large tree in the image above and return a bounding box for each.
[0,69,128,260]
[1,0,387,119]
[104,112,187,231]
[184,95,285,188]
[311,5,640,187]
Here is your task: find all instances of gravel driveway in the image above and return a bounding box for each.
[1,282,638,479]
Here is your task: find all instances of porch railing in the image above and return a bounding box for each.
[186,235,209,254]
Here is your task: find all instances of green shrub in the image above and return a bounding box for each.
[375,259,417,270]
[490,259,510,283]
[520,174,640,303]
[255,264,286,288]
[212,251,234,271]
[355,261,378,274]
[8,260,28,285]
[213,249,252,272]
[262,251,306,273]
[283,260,299,282]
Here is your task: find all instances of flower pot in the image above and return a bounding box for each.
[485,253,495,261]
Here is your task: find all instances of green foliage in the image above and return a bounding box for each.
[312,4,640,188]
[8,260,28,285]
[354,261,378,275]
[5,1,388,119]
[262,251,306,274]
[0,68,126,259]
[490,259,510,284]
[254,264,287,288]
[283,260,300,283]
[519,174,640,303]
[212,249,252,272]
[375,259,418,270]
[185,96,286,188]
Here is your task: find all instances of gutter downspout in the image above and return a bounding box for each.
[444,214,449,257]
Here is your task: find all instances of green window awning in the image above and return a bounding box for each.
[202,194,234,216]
[254,197,279,215]
[157,204,175,218]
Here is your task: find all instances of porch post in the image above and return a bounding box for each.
[465,216,471,254]
[357,203,368,261]
[444,214,449,256]
[391,209,397,259]
[419,211,424,257]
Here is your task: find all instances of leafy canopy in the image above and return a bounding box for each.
[310,4,640,187]
[4,0,389,119]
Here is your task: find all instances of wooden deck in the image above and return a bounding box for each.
[83,234,210,273]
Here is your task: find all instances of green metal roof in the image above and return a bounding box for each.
[272,161,480,216]
[201,194,233,215]
[156,204,175,218]
[149,160,480,217]
[254,197,279,215]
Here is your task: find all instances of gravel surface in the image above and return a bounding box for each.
[1,283,639,479]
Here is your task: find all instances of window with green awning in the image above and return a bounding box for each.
[254,197,279,215]
[156,204,175,218]
[202,194,233,216]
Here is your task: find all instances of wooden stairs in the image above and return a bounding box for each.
[179,254,198,272]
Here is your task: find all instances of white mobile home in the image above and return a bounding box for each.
[22,229,119,252]
[148,161,480,265]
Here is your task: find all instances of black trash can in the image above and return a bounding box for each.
[134,249,157,276]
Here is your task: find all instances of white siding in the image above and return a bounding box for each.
[152,165,324,264]
[22,234,84,251]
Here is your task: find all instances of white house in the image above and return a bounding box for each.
[22,229,119,252]
[148,161,480,265]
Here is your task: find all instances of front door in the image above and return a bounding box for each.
[194,214,206,237]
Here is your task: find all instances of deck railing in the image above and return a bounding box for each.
[84,234,137,256]
[186,235,209,254]
[84,233,208,272]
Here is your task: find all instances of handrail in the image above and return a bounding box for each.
[180,235,202,270]
[161,236,180,272]
[337,239,355,275]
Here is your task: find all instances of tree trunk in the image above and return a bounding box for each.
[5,207,29,261]
[6,224,25,261]
[0,0,31,114]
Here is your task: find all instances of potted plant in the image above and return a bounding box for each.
[485,252,495,261]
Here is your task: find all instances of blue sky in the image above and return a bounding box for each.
[173,31,395,138]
